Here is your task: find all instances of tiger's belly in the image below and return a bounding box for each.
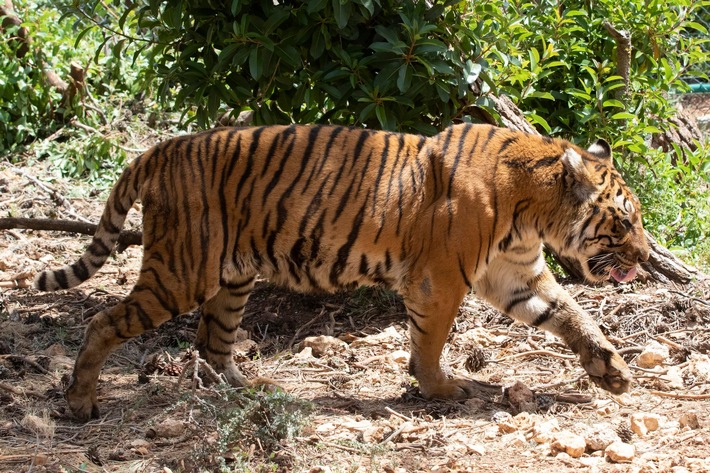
[233,236,410,294]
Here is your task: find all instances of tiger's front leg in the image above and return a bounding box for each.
[476,255,632,394]
[403,273,500,401]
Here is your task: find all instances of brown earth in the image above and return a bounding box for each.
[0,162,709,473]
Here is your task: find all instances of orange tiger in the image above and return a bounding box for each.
[34,124,649,420]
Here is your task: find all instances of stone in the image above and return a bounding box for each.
[551,430,586,458]
[497,411,537,434]
[584,423,622,451]
[500,432,527,448]
[300,335,348,357]
[146,418,186,439]
[294,346,315,360]
[678,411,700,430]
[605,441,635,463]
[661,365,685,389]
[688,354,710,381]
[636,341,669,368]
[531,418,560,444]
[630,413,661,437]
[507,381,536,413]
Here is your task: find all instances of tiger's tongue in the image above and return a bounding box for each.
[610,267,637,283]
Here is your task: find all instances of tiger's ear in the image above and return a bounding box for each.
[587,139,612,163]
[561,148,597,201]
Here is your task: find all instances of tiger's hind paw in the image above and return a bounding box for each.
[66,381,100,421]
[419,377,502,402]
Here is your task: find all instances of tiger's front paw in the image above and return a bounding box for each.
[582,349,632,394]
[66,377,100,421]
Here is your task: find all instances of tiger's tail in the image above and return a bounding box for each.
[33,163,141,292]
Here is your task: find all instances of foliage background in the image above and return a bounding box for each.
[1,0,709,266]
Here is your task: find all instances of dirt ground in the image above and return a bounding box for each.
[1,159,709,473]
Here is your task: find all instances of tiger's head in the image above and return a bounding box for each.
[557,140,650,283]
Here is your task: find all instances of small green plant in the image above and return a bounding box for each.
[215,387,312,470]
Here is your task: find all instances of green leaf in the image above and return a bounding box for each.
[358,102,376,123]
[332,0,351,29]
[74,26,95,48]
[527,112,551,133]
[611,112,636,120]
[528,48,539,72]
[307,0,329,14]
[463,60,482,84]
[602,99,625,108]
[397,65,412,93]
[249,48,262,80]
[374,25,399,45]
[528,91,554,100]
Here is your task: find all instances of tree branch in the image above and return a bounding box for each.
[0,217,142,253]
[603,21,631,100]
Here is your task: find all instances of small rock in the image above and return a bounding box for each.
[687,354,710,381]
[362,425,385,443]
[507,381,536,413]
[678,411,700,430]
[315,422,337,434]
[630,413,661,437]
[492,411,512,424]
[301,335,348,357]
[584,423,621,451]
[551,430,586,458]
[670,467,690,473]
[350,326,402,347]
[43,343,66,356]
[484,426,499,439]
[636,341,669,368]
[660,365,685,389]
[595,399,616,416]
[465,443,485,455]
[497,411,537,433]
[147,419,186,439]
[531,418,560,443]
[294,346,315,360]
[605,441,635,463]
[500,432,527,448]
[308,467,333,473]
[389,349,409,364]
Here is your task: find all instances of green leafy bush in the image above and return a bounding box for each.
[0,6,65,153]
[62,0,504,133]
[1,1,160,183]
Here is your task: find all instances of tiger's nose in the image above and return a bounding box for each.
[634,243,650,263]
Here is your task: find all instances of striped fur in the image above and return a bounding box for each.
[33,124,649,420]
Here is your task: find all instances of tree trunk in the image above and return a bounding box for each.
[485,95,704,284]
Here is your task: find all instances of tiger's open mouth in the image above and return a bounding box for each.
[610,266,637,283]
[587,253,638,283]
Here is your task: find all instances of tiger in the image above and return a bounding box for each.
[33,124,650,420]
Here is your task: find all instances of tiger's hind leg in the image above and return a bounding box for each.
[195,275,256,387]
[66,276,199,420]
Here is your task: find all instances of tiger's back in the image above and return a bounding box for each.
[34,124,649,420]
